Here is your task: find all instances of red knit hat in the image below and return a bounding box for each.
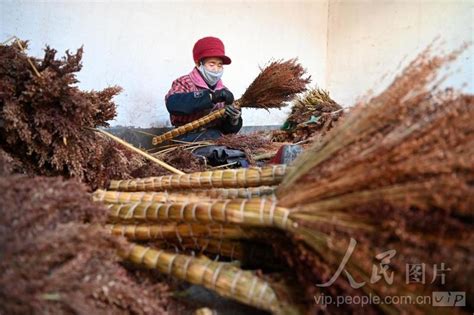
[193,36,231,65]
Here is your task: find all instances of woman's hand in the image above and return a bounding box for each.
[211,89,234,105]
[224,104,241,125]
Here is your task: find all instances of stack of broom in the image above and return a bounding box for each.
[94,43,473,314]
[0,38,311,314]
[2,38,472,314]
[272,88,343,143]
[93,165,301,314]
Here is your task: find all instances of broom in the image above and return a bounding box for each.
[110,45,473,313]
[93,186,276,204]
[277,45,472,313]
[108,164,289,191]
[106,222,267,241]
[151,59,310,145]
[270,45,474,312]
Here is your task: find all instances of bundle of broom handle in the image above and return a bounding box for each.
[152,100,241,145]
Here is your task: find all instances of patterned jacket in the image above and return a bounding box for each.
[165,68,242,134]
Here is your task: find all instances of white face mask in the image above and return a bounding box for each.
[198,64,223,86]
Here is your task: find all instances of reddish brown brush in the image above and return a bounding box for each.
[238,58,311,109]
[272,44,474,313]
[279,44,473,207]
[277,201,473,314]
[0,175,108,242]
[0,40,165,189]
[0,175,171,314]
[0,223,170,315]
[0,148,24,176]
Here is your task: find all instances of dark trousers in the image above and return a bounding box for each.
[176,129,249,168]
[176,128,223,142]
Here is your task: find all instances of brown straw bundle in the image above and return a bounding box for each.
[273,44,474,313]
[0,175,171,314]
[278,45,473,206]
[152,59,310,145]
[0,40,171,189]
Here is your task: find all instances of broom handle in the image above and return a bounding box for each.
[152,101,241,146]
[108,165,288,191]
[91,128,185,175]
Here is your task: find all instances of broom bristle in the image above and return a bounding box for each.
[240,58,311,109]
[278,43,472,207]
[287,87,342,124]
[272,43,474,313]
[273,87,344,142]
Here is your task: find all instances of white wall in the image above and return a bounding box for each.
[325,0,474,107]
[0,0,329,127]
